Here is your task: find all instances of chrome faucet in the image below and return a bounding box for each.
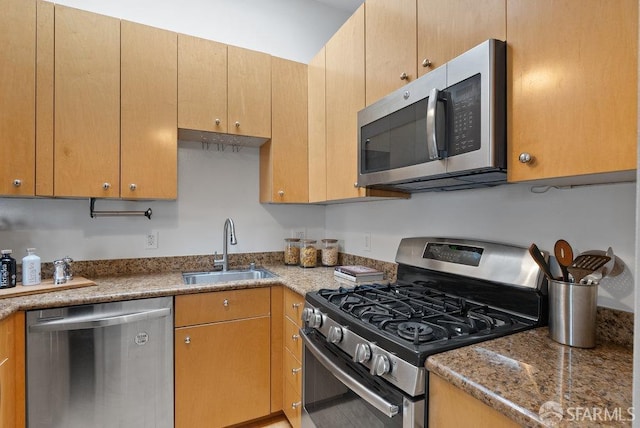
[214,218,237,271]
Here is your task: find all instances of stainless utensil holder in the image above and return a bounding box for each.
[548,279,598,348]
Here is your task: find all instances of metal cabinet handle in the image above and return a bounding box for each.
[292,367,301,374]
[422,58,432,68]
[278,190,285,197]
[400,72,408,81]
[185,336,191,344]
[223,299,229,307]
[215,118,221,126]
[129,183,137,191]
[519,152,532,164]
[235,121,240,128]
[292,334,300,341]
[12,179,21,187]
[292,402,302,409]
[102,182,111,190]
[292,303,301,309]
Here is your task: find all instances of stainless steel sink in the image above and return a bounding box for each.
[182,268,277,285]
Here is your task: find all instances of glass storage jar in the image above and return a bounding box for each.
[321,239,339,266]
[284,238,300,265]
[299,239,317,268]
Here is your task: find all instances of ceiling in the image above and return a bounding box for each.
[313,0,364,13]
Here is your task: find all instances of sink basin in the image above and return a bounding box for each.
[182,268,277,285]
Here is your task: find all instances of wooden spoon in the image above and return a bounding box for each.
[528,243,554,281]
[554,239,573,282]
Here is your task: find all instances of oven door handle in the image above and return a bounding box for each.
[302,331,400,418]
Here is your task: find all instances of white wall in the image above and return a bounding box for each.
[46,0,354,63]
[326,182,637,312]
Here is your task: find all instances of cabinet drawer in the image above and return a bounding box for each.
[283,347,302,392]
[284,288,305,327]
[283,381,302,428]
[175,287,270,327]
[284,317,303,360]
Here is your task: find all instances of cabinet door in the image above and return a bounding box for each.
[325,5,365,201]
[121,21,177,199]
[507,0,637,182]
[307,47,327,203]
[0,0,36,196]
[228,46,271,139]
[36,0,54,197]
[54,6,120,197]
[178,34,228,133]
[417,0,506,77]
[261,58,308,203]
[175,317,271,428]
[365,0,417,105]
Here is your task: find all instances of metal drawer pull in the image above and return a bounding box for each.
[223,299,229,307]
[292,367,301,374]
[292,402,301,409]
[292,334,300,341]
[292,303,301,309]
[184,336,191,344]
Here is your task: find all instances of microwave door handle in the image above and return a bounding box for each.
[426,87,444,161]
[302,330,400,417]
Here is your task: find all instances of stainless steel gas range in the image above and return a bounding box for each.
[300,237,548,428]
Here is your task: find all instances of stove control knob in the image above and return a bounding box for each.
[326,326,343,343]
[353,343,372,363]
[371,354,391,376]
[303,308,323,328]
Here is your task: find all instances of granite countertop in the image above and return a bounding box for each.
[0,262,633,428]
[427,328,633,427]
[0,264,336,315]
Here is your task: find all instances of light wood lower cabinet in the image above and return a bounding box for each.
[429,374,517,428]
[175,288,271,428]
[0,312,25,428]
[282,288,304,428]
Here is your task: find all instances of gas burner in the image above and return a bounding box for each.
[437,319,474,336]
[396,321,434,343]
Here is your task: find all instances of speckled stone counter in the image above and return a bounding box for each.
[426,328,633,427]
[0,264,341,313]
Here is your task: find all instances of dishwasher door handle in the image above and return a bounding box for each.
[29,307,171,332]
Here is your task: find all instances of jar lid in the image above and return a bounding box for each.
[301,239,317,244]
[321,239,338,243]
[1,249,12,255]
[284,238,301,242]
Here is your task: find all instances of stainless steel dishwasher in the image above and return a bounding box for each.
[26,297,173,428]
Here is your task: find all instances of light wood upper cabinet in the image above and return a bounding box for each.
[417,0,506,77]
[177,35,228,133]
[175,289,271,428]
[325,5,366,201]
[261,58,308,203]
[0,0,36,196]
[307,47,327,203]
[121,21,177,199]
[365,0,417,105]
[36,0,54,197]
[507,0,637,182]
[228,46,272,139]
[54,6,121,198]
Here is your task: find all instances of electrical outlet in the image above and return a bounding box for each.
[145,231,158,249]
[292,229,306,240]
[364,233,371,252]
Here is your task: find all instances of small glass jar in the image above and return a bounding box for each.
[284,238,300,265]
[299,239,317,268]
[321,239,339,266]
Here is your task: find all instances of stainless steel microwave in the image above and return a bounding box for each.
[357,39,506,192]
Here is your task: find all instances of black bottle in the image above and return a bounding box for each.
[0,249,17,288]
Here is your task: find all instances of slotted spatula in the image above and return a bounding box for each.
[567,254,611,284]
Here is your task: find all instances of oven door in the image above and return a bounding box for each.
[301,329,424,428]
